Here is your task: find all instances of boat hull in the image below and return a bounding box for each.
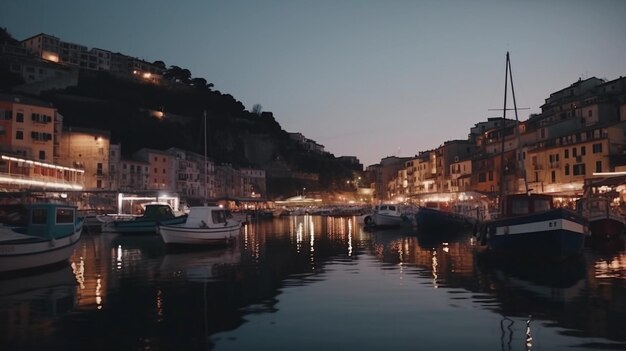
[103,216,187,234]
[416,207,473,233]
[0,226,82,273]
[372,213,409,227]
[159,223,241,246]
[588,218,625,241]
[483,208,588,259]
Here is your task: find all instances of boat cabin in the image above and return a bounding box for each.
[375,204,399,213]
[501,193,553,217]
[140,204,177,221]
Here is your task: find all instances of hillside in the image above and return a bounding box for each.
[37,71,359,197]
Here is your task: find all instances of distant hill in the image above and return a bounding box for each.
[0,27,361,197]
[39,70,360,197]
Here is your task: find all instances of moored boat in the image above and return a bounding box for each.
[0,203,83,273]
[415,202,473,233]
[478,193,589,259]
[576,177,626,241]
[101,203,187,234]
[363,204,413,228]
[158,206,242,246]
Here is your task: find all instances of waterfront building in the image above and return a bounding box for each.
[58,127,110,190]
[449,158,472,192]
[132,148,175,191]
[214,164,242,198]
[0,94,56,162]
[369,156,412,201]
[240,168,267,198]
[166,147,204,200]
[117,158,150,192]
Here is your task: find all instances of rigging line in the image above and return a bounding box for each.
[507,53,529,194]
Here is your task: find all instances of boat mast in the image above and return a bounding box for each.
[507,54,529,195]
[204,110,208,205]
[498,52,509,213]
[498,52,529,213]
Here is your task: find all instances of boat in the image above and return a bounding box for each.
[576,177,626,241]
[478,53,589,259]
[157,206,242,246]
[479,193,588,258]
[0,203,83,273]
[101,203,187,234]
[363,204,413,228]
[416,201,474,233]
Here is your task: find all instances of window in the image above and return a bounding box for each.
[56,208,74,224]
[97,180,102,188]
[16,131,23,140]
[573,164,586,176]
[534,199,551,212]
[32,208,48,224]
[596,161,602,173]
[154,168,157,173]
[16,112,23,122]
[581,146,586,156]
[593,143,603,153]
[565,164,570,176]
[551,170,556,183]
[511,198,529,215]
[39,150,45,160]
[564,149,569,159]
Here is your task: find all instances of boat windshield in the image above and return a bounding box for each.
[212,210,227,224]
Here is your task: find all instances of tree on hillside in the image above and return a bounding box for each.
[190,77,214,90]
[165,65,191,83]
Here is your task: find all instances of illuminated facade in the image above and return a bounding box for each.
[240,168,267,198]
[58,127,110,190]
[132,148,174,191]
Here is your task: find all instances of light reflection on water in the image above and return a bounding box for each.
[0,216,625,350]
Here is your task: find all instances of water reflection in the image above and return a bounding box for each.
[0,264,77,349]
[0,217,625,350]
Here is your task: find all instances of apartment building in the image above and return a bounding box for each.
[58,127,110,190]
[0,94,56,162]
[240,168,267,198]
[133,148,175,191]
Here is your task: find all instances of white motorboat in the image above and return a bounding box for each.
[363,204,412,227]
[157,206,242,246]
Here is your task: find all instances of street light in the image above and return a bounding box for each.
[302,187,306,199]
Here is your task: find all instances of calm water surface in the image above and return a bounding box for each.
[1,216,626,350]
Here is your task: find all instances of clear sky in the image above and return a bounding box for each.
[2,0,625,167]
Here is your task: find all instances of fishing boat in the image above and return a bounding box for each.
[576,176,626,241]
[157,206,242,246]
[478,52,589,259]
[101,203,187,234]
[363,204,413,228]
[0,203,83,273]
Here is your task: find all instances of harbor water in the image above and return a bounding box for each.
[1,215,625,350]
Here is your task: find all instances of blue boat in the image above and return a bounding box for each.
[478,193,589,259]
[0,203,83,273]
[101,203,187,234]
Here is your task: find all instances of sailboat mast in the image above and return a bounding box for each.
[507,54,529,194]
[499,52,509,211]
[204,110,208,204]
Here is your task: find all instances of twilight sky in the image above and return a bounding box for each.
[2,0,626,167]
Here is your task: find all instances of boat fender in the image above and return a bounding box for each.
[49,238,56,247]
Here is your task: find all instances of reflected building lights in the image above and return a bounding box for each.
[71,258,86,289]
[156,289,164,322]
[431,251,439,288]
[96,278,102,309]
[116,245,123,270]
[348,220,353,257]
